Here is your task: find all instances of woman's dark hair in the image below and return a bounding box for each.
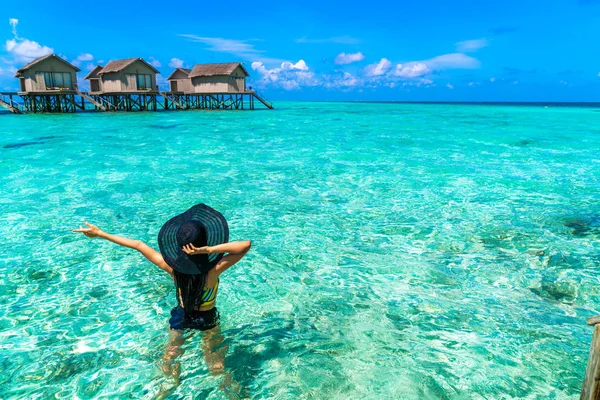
[173,222,213,315]
[174,270,208,315]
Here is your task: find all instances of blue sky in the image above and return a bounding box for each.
[1,0,599,101]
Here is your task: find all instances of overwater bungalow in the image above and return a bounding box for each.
[15,54,80,93]
[1,57,272,114]
[84,65,104,93]
[92,58,159,93]
[187,62,249,93]
[167,68,192,93]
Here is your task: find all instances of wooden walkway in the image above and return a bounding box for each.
[77,90,113,111]
[251,91,274,109]
[0,90,274,114]
[0,93,24,114]
[160,92,186,110]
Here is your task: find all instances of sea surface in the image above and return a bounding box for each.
[0,102,599,399]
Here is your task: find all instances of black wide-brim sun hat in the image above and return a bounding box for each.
[158,204,229,274]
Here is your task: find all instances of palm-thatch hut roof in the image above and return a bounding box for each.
[167,68,191,80]
[188,62,249,78]
[15,53,81,77]
[98,58,159,75]
[84,65,104,80]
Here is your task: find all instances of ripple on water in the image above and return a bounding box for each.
[0,102,598,398]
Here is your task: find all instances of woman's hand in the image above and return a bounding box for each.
[182,244,212,255]
[72,222,104,238]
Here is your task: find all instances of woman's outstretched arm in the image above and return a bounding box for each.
[73,222,173,277]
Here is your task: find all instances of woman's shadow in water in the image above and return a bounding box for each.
[156,317,297,400]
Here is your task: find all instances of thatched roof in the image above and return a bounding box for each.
[84,65,104,80]
[98,58,159,75]
[167,68,191,80]
[188,62,249,78]
[15,53,81,77]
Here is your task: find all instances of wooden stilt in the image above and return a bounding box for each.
[0,89,273,114]
[582,317,600,400]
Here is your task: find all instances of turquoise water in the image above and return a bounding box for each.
[1,102,599,399]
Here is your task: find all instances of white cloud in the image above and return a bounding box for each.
[399,78,434,88]
[364,58,392,76]
[337,72,359,87]
[85,63,95,71]
[360,52,481,82]
[296,36,361,44]
[6,38,53,62]
[446,83,454,89]
[513,80,519,85]
[5,19,53,62]
[394,62,430,78]
[171,37,481,92]
[180,35,258,54]
[425,53,480,69]
[71,53,94,67]
[468,82,481,86]
[168,58,184,68]
[251,59,316,90]
[382,53,478,80]
[179,34,285,64]
[77,53,93,61]
[597,72,600,77]
[456,38,488,52]
[9,19,18,37]
[282,60,308,71]
[334,52,365,65]
[490,77,496,82]
[280,80,300,90]
[251,62,267,73]
[148,56,161,68]
[323,71,360,89]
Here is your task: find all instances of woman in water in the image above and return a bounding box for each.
[73,204,251,393]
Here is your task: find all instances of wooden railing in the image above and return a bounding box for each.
[76,90,110,111]
[160,92,185,110]
[581,316,600,399]
[249,90,274,109]
[0,93,24,114]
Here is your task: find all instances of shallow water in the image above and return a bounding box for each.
[0,102,599,399]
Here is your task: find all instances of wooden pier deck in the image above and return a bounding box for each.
[0,90,273,114]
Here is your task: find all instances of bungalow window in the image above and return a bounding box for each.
[43,72,73,89]
[136,74,152,90]
[54,73,64,87]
